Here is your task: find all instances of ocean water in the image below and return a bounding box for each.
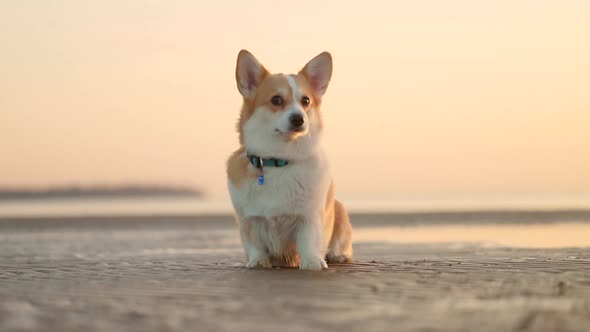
[2,196,590,249]
[0,196,230,217]
[1,194,590,217]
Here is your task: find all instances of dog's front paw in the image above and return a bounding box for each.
[299,256,328,271]
[246,256,272,269]
[326,252,352,264]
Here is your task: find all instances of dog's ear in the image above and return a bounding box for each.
[236,50,268,99]
[299,52,333,97]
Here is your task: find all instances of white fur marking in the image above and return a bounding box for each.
[286,75,299,102]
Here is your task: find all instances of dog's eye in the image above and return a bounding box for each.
[270,95,283,106]
[301,96,310,107]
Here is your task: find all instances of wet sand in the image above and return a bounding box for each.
[1,212,590,332]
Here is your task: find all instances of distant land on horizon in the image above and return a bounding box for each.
[0,184,204,201]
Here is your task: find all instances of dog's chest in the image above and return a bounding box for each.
[229,159,330,219]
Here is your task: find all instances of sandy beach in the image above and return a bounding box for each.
[1,211,590,332]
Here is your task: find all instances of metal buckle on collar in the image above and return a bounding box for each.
[257,156,264,169]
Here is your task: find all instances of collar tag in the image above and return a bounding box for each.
[258,174,264,185]
[257,157,264,185]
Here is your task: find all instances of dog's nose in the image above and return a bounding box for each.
[289,114,304,128]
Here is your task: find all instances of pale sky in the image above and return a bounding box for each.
[1,1,589,202]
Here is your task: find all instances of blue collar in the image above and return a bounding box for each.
[247,154,289,168]
[247,153,289,185]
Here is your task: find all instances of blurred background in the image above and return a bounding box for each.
[2,4,590,332]
[1,0,589,216]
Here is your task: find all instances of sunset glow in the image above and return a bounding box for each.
[1,1,589,204]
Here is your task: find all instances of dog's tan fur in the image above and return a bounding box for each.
[227,50,353,269]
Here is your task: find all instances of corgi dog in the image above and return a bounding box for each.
[226,50,353,270]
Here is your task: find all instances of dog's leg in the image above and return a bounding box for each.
[240,219,272,268]
[296,213,328,270]
[326,200,353,263]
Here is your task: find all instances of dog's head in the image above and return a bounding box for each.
[235,50,332,158]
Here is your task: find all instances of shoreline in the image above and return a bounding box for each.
[2,208,590,225]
